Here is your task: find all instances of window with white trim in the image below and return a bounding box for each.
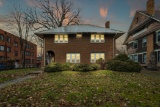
[142,38,147,47]
[156,31,160,42]
[54,35,68,43]
[0,45,4,51]
[142,53,146,63]
[133,54,138,62]
[0,34,4,41]
[91,53,105,63]
[66,53,80,63]
[91,34,105,43]
[133,41,138,49]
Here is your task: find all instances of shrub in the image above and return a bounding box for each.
[114,54,129,61]
[106,60,141,72]
[90,64,100,71]
[44,63,63,72]
[61,63,72,71]
[72,64,92,72]
[96,58,106,70]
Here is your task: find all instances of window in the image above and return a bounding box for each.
[133,54,138,62]
[142,38,147,47]
[25,59,31,64]
[7,47,11,53]
[156,31,160,42]
[142,53,146,63]
[129,55,133,60]
[32,52,34,56]
[66,53,80,63]
[91,53,105,63]
[76,34,82,38]
[14,42,18,47]
[0,34,4,41]
[55,35,68,43]
[14,51,18,56]
[0,45,4,51]
[0,56,5,60]
[91,34,105,43]
[133,41,138,49]
[7,37,11,42]
[25,51,31,56]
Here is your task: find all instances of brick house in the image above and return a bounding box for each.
[0,29,37,67]
[123,0,160,66]
[35,23,124,66]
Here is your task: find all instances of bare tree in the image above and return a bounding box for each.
[6,5,32,68]
[26,0,81,30]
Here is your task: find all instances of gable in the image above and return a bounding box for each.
[129,12,149,32]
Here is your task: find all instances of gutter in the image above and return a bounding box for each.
[113,33,117,58]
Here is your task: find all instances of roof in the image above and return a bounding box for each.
[138,10,160,22]
[35,24,125,39]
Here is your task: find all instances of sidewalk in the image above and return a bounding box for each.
[0,70,43,89]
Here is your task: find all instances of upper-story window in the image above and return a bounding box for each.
[91,34,105,43]
[0,45,4,51]
[76,34,82,38]
[14,42,18,47]
[14,51,18,56]
[7,37,11,42]
[133,41,138,49]
[7,47,11,53]
[142,38,147,47]
[156,30,160,43]
[91,53,105,63]
[0,34,4,41]
[55,35,68,43]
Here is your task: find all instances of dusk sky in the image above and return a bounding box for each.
[0,0,160,50]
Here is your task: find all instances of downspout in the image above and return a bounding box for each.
[113,33,117,58]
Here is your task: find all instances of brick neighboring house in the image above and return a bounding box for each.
[123,0,160,66]
[35,23,124,66]
[0,29,37,67]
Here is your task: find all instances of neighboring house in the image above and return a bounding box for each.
[0,29,37,67]
[35,22,124,66]
[123,0,160,66]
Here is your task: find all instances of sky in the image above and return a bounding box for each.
[0,0,160,53]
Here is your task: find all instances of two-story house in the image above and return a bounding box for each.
[35,23,124,66]
[123,0,160,66]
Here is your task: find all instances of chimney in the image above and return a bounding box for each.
[146,0,155,15]
[105,21,110,28]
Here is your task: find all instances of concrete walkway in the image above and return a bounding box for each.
[0,70,43,89]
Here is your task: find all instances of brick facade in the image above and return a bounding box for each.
[147,33,154,63]
[44,33,115,64]
[0,29,37,67]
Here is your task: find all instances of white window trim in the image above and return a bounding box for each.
[156,30,160,43]
[66,53,80,63]
[142,37,147,47]
[54,34,68,43]
[132,41,138,49]
[90,34,105,43]
[133,54,138,62]
[142,53,146,63]
[90,53,105,63]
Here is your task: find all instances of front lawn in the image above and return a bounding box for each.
[0,68,40,83]
[0,70,160,106]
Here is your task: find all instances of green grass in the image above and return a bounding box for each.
[0,70,160,106]
[0,68,40,83]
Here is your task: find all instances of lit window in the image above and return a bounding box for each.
[76,34,82,38]
[142,53,146,63]
[133,41,138,49]
[142,38,147,47]
[66,53,80,63]
[156,31,160,42]
[0,46,4,51]
[91,53,105,63]
[54,35,68,43]
[90,34,105,43]
[0,35,4,41]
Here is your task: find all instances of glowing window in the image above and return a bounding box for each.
[91,53,105,63]
[90,34,105,43]
[66,53,80,63]
[54,34,68,43]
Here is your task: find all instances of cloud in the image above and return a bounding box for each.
[100,7,108,18]
[0,0,3,7]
